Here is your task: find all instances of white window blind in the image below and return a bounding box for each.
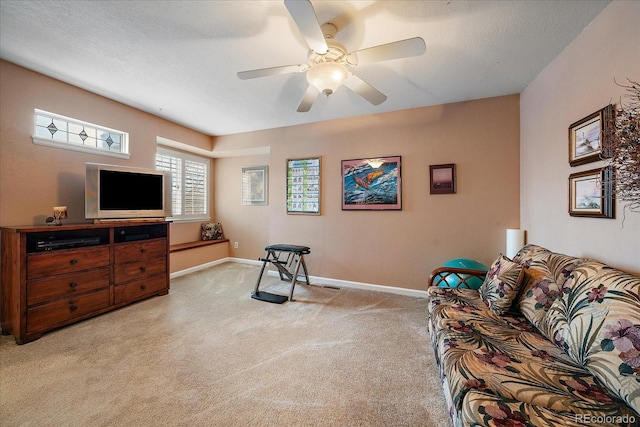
[184,159,207,215]
[156,147,209,222]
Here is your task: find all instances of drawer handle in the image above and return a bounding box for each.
[69,282,78,289]
[141,284,147,290]
[70,259,78,265]
[69,304,78,312]
[140,266,147,273]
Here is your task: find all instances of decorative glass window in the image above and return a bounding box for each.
[33,109,129,159]
[156,147,210,222]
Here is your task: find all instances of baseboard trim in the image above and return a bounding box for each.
[171,257,427,298]
[170,258,231,278]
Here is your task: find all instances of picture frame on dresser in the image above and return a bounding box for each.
[568,104,613,166]
[568,166,615,218]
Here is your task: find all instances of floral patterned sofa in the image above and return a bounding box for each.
[427,244,640,427]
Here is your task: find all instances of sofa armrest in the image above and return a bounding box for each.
[428,267,487,288]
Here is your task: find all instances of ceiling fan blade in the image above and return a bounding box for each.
[344,74,387,106]
[348,37,426,66]
[237,64,306,80]
[297,85,320,112]
[284,0,328,54]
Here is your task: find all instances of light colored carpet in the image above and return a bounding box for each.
[0,262,449,426]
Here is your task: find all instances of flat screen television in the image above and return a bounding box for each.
[85,163,172,220]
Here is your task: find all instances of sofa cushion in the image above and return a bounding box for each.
[427,287,535,346]
[427,287,485,316]
[427,287,491,363]
[432,308,630,421]
[478,254,525,315]
[517,260,557,330]
[517,253,585,337]
[544,260,640,414]
[512,244,552,266]
[545,252,585,285]
[461,390,638,427]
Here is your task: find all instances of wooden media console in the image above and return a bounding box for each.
[1,221,170,344]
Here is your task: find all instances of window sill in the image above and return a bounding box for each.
[32,136,131,159]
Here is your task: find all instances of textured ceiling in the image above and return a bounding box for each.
[0,0,610,136]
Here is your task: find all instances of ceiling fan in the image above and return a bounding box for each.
[237,0,426,112]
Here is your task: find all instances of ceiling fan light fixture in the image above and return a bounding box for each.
[306,61,348,95]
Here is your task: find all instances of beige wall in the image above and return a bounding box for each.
[170,242,229,274]
[521,0,640,275]
[0,60,213,244]
[214,95,521,291]
[3,4,633,291]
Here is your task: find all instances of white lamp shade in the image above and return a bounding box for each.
[506,229,525,259]
[306,62,348,95]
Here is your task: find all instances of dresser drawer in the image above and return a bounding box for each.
[27,288,110,332]
[114,274,168,304]
[27,246,110,280]
[27,267,110,306]
[114,239,166,263]
[114,257,166,284]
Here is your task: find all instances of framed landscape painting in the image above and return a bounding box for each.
[568,166,614,218]
[568,105,613,166]
[429,164,456,194]
[341,156,401,210]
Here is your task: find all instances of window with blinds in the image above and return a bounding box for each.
[156,147,209,222]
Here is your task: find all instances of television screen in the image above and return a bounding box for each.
[100,170,164,210]
[85,163,171,219]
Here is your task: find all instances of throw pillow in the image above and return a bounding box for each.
[478,254,525,315]
[201,222,224,240]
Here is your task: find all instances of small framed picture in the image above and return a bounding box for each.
[568,105,613,166]
[568,166,614,218]
[429,164,456,194]
[242,166,268,205]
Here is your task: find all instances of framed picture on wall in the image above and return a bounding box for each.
[568,166,614,218]
[286,157,321,215]
[242,166,268,205]
[341,156,401,210]
[429,164,456,194]
[568,105,613,166]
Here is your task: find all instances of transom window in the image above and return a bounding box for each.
[33,109,130,159]
[156,147,210,222]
